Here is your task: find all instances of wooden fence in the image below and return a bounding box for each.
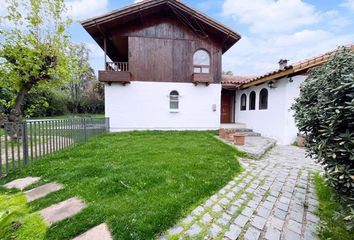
[0,118,109,177]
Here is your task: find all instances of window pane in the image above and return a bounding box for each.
[170,90,178,96]
[259,89,268,110]
[193,50,210,65]
[194,67,201,73]
[170,101,179,109]
[170,90,179,110]
[202,67,210,74]
[249,92,256,110]
[241,94,247,111]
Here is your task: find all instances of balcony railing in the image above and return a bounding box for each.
[106,62,129,72]
[193,65,210,74]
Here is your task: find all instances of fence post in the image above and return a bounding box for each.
[83,118,87,142]
[105,118,110,132]
[22,121,29,166]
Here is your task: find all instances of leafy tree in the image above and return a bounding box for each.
[0,0,72,123]
[79,80,104,114]
[222,71,234,76]
[23,86,69,118]
[68,44,96,114]
[292,48,354,226]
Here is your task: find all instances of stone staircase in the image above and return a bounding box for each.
[220,123,261,137]
[229,128,261,137]
[220,123,276,159]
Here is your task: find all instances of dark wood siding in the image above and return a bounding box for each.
[109,15,223,84]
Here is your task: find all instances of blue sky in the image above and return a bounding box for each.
[65,0,354,75]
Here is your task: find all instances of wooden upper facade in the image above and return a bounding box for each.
[81,0,241,85]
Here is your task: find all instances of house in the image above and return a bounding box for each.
[81,0,241,131]
[82,0,352,145]
[221,44,354,145]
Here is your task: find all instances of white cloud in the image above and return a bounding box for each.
[86,42,104,58]
[222,0,320,33]
[66,0,109,21]
[0,0,109,24]
[273,30,332,47]
[220,0,354,76]
[341,0,354,11]
[222,30,354,75]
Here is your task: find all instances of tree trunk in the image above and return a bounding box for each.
[8,83,32,124]
[6,83,32,140]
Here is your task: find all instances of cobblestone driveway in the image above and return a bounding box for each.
[161,146,322,240]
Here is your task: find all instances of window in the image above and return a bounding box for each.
[240,94,247,111]
[249,91,256,110]
[193,49,210,74]
[170,90,179,110]
[259,88,268,110]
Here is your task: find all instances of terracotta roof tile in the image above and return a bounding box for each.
[221,75,253,84]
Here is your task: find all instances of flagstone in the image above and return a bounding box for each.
[40,197,86,225]
[4,177,41,190]
[25,182,63,202]
[73,223,112,240]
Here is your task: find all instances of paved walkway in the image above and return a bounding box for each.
[162,145,322,240]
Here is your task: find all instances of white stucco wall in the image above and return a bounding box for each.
[105,81,222,131]
[235,75,306,145]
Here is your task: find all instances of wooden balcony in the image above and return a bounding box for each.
[99,62,131,85]
[192,65,212,85]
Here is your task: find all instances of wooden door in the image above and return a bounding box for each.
[221,93,234,123]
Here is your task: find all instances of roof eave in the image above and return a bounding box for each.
[240,60,327,89]
[80,0,241,53]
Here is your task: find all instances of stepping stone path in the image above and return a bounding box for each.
[40,197,86,225]
[2,177,107,239]
[25,182,63,202]
[161,145,322,240]
[73,223,113,240]
[4,176,41,190]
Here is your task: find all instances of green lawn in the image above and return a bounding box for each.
[0,131,243,240]
[313,174,353,240]
[0,192,47,240]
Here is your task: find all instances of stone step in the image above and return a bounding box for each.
[221,123,247,129]
[73,223,113,240]
[25,182,63,202]
[223,128,262,137]
[237,136,277,159]
[39,197,86,225]
[237,131,262,137]
[234,128,254,132]
[4,177,41,190]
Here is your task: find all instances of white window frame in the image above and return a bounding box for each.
[193,49,210,74]
[169,90,180,112]
[259,88,268,110]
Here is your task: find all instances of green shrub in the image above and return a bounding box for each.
[292,47,354,228]
[293,48,354,196]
